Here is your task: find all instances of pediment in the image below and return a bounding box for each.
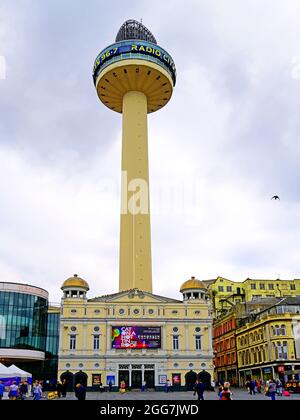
[89,289,181,304]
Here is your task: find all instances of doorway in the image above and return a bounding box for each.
[119,370,130,388]
[131,370,142,389]
[144,370,155,389]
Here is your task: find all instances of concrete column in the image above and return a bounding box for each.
[119,91,152,293]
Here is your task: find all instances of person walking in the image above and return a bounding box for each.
[61,379,68,398]
[276,379,283,397]
[108,380,113,392]
[56,381,63,398]
[19,381,28,400]
[166,379,172,393]
[268,380,277,401]
[33,381,43,400]
[141,380,147,392]
[220,386,232,400]
[194,379,205,401]
[99,382,105,393]
[0,381,5,400]
[75,382,86,401]
[8,381,19,400]
[119,380,126,394]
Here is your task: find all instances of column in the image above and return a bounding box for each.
[119,91,152,293]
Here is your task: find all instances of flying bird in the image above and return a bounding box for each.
[271,195,280,201]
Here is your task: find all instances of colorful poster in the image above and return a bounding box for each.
[107,375,115,386]
[172,374,181,386]
[92,374,101,386]
[112,326,161,349]
[159,375,167,384]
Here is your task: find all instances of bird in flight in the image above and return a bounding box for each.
[271,195,280,201]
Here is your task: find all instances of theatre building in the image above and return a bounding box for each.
[58,275,214,390]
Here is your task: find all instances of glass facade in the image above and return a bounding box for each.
[46,312,60,356]
[0,291,48,352]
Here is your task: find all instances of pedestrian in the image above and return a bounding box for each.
[218,384,224,400]
[211,380,216,391]
[33,381,43,400]
[0,380,5,400]
[61,379,68,398]
[141,380,147,392]
[108,380,113,392]
[276,379,283,397]
[19,381,28,400]
[193,379,205,401]
[249,380,256,395]
[56,381,63,398]
[99,382,105,393]
[119,380,126,394]
[8,381,19,400]
[268,380,277,401]
[75,382,86,401]
[220,386,232,400]
[166,379,172,393]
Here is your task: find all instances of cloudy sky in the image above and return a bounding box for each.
[1,0,300,303]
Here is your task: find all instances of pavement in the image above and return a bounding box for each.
[42,389,300,401]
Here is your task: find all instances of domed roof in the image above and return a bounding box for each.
[116,19,157,44]
[180,277,206,292]
[61,274,90,290]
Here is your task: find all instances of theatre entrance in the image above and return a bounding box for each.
[118,364,155,389]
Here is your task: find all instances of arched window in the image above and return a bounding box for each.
[250,333,254,343]
[281,325,286,336]
[275,325,281,336]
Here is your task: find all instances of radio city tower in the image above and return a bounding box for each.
[93,20,176,293]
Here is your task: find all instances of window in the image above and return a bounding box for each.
[281,325,286,336]
[69,335,76,350]
[93,335,100,351]
[268,284,274,290]
[172,336,179,350]
[283,341,288,360]
[227,286,232,293]
[251,284,256,290]
[290,284,296,291]
[259,283,265,290]
[275,325,281,336]
[218,286,224,292]
[195,335,202,350]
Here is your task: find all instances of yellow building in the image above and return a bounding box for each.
[236,297,300,384]
[204,277,300,315]
[58,275,214,390]
[56,21,213,391]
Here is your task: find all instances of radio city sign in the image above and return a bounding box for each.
[93,41,176,85]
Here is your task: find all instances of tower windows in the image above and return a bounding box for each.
[93,335,100,351]
[69,335,76,351]
[172,335,179,351]
[195,335,202,350]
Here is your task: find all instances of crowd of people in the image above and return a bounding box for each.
[0,378,70,400]
[245,378,288,400]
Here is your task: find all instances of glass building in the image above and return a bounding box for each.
[0,282,59,381]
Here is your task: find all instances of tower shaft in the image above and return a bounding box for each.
[119,91,152,292]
